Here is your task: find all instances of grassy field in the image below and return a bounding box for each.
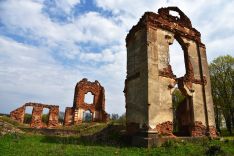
[1,116,234,156]
[0,133,234,156]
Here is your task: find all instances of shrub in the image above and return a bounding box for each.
[205,145,224,156]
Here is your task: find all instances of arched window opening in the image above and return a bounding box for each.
[83,110,92,122]
[169,39,186,78]
[84,92,94,104]
[42,108,49,125]
[24,106,33,124]
[169,10,180,18]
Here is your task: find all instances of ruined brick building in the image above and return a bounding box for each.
[64,78,108,125]
[10,102,59,128]
[124,7,217,146]
[10,79,108,128]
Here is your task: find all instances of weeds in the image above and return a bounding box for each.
[205,145,224,156]
[162,140,175,147]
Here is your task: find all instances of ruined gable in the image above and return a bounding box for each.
[64,78,108,125]
[125,7,217,147]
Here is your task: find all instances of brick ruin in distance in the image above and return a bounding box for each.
[10,78,108,128]
[124,7,217,146]
[64,78,108,125]
[10,103,59,128]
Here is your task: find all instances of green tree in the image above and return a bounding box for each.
[172,88,186,133]
[172,88,186,108]
[209,55,234,134]
[42,114,49,124]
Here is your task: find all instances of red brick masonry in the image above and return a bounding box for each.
[10,102,59,128]
[64,78,108,125]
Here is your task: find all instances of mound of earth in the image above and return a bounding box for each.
[80,124,128,146]
[0,117,24,136]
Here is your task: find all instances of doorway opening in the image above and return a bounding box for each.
[83,110,92,122]
[24,106,33,124]
[172,88,194,136]
[42,108,49,126]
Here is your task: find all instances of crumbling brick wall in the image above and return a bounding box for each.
[31,106,43,128]
[48,106,59,128]
[64,107,74,126]
[10,106,25,123]
[156,121,174,137]
[10,102,59,128]
[64,78,108,125]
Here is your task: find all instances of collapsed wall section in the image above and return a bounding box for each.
[10,102,59,128]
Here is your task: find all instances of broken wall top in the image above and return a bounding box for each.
[73,78,105,110]
[24,102,59,108]
[126,7,204,47]
[74,78,104,92]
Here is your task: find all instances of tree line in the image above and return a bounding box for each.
[209,55,234,135]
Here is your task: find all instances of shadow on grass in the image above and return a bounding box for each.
[40,124,131,148]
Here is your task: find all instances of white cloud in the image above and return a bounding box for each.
[53,0,80,14]
[75,12,125,45]
[0,1,125,58]
[0,0,233,116]
[0,36,83,113]
[79,45,123,63]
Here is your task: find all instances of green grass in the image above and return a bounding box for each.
[60,122,107,131]
[0,115,107,134]
[0,134,234,156]
[1,116,234,155]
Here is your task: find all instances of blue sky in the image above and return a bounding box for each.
[0,0,233,115]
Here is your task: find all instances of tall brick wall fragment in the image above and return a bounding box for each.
[64,78,108,125]
[10,106,25,123]
[125,7,218,144]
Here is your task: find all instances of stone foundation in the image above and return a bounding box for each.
[126,122,140,135]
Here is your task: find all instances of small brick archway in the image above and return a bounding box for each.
[64,78,108,126]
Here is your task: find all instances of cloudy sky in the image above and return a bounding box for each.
[0,0,233,115]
